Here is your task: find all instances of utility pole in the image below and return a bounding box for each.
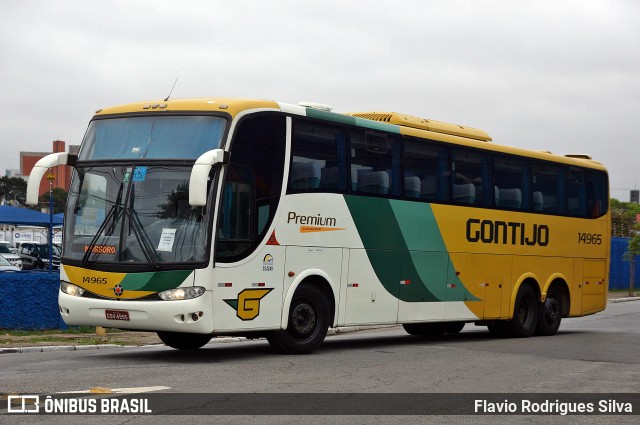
[47,171,55,272]
[631,255,636,297]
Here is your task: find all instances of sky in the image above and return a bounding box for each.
[1,0,639,201]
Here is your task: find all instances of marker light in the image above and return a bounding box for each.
[158,286,205,301]
[61,281,85,297]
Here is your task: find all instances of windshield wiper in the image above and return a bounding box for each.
[127,208,160,269]
[80,204,117,265]
[81,183,124,265]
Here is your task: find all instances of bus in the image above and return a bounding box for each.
[27,98,610,353]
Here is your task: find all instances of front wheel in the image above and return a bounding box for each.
[157,331,212,350]
[267,284,330,354]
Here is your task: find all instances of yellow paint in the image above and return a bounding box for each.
[62,265,155,299]
[95,98,280,119]
[236,289,272,320]
[299,226,346,233]
[430,204,609,319]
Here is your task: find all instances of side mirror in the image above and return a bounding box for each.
[27,153,77,205]
[189,149,229,206]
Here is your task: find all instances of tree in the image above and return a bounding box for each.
[38,188,68,214]
[0,176,27,206]
[626,221,640,296]
[611,198,640,237]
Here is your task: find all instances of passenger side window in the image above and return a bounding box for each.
[567,167,587,217]
[531,164,564,214]
[451,150,489,206]
[494,157,527,210]
[403,139,448,201]
[586,171,608,218]
[350,130,400,196]
[289,121,347,193]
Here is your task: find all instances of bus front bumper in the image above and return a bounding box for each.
[58,289,215,334]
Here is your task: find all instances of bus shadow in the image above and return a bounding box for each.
[96,327,593,364]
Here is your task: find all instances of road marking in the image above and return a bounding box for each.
[61,386,170,394]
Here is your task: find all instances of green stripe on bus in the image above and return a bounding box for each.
[305,108,401,134]
[344,195,477,303]
[119,270,192,291]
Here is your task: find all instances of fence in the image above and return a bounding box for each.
[0,271,67,330]
[609,237,640,290]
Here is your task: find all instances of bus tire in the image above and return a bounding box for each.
[443,321,466,334]
[157,331,212,350]
[536,287,562,336]
[267,284,329,354]
[504,285,538,338]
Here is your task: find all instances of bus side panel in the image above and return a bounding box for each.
[510,256,574,299]
[582,259,607,315]
[398,251,447,323]
[345,248,399,325]
[211,245,287,333]
[449,253,511,320]
[570,259,583,316]
[282,245,343,325]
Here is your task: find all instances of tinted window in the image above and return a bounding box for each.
[586,171,608,218]
[289,121,347,192]
[494,157,527,210]
[451,150,489,206]
[567,167,587,217]
[532,164,564,214]
[350,130,400,196]
[217,114,286,262]
[403,139,448,201]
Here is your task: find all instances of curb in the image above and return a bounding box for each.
[608,296,640,303]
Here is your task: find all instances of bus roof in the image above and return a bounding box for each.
[93,98,606,172]
[94,98,281,118]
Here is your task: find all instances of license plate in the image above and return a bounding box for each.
[105,310,130,321]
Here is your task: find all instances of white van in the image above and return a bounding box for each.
[0,241,23,269]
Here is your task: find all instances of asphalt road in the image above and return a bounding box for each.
[1,300,639,424]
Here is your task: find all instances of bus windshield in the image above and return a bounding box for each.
[63,165,211,267]
[79,115,227,161]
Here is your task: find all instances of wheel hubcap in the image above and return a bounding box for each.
[544,298,560,322]
[291,303,316,337]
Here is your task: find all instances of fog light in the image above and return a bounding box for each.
[158,286,205,301]
[61,281,85,297]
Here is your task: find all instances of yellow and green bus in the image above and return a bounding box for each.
[27,98,610,353]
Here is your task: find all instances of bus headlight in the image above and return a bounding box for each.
[158,286,205,301]
[61,281,85,297]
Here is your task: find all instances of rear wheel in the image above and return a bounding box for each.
[536,287,562,336]
[157,331,212,350]
[267,284,330,354]
[504,285,538,338]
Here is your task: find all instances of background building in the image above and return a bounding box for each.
[19,140,79,197]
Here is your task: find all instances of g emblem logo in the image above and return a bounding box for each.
[224,288,273,320]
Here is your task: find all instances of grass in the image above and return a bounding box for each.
[0,326,134,346]
[0,326,110,337]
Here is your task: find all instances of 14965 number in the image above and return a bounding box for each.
[578,233,602,245]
